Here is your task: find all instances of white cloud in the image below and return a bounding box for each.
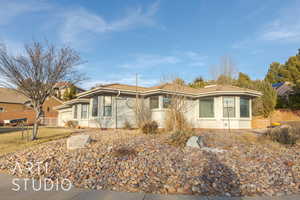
[260,2,300,42]
[0,0,51,25]
[60,1,160,46]
[120,51,207,69]
[120,54,180,69]
[80,74,158,89]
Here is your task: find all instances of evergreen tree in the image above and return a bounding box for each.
[236,72,251,88]
[189,76,207,88]
[68,84,77,99]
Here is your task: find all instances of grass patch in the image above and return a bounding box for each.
[0,127,73,156]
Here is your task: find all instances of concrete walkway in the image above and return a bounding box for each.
[0,174,299,200]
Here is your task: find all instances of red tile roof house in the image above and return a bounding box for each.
[55,83,262,129]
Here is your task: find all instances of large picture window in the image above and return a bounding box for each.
[92,96,98,117]
[240,97,250,118]
[150,96,159,109]
[73,105,78,119]
[223,97,235,118]
[103,96,112,116]
[81,104,88,119]
[199,97,214,118]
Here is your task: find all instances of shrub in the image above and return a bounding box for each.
[123,120,132,130]
[164,109,192,132]
[141,121,158,134]
[167,130,196,148]
[65,120,78,128]
[265,125,299,145]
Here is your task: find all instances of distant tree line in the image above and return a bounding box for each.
[179,50,300,118]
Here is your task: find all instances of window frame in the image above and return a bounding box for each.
[103,96,112,117]
[81,104,88,119]
[92,96,98,117]
[163,96,172,109]
[223,96,236,118]
[240,97,250,118]
[150,96,159,109]
[73,104,78,119]
[199,97,215,118]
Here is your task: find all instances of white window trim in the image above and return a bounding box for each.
[198,97,215,119]
[222,96,237,119]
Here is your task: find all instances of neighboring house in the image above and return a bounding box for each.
[272,82,294,98]
[0,88,63,125]
[53,82,85,100]
[55,83,262,129]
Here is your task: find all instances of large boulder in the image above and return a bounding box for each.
[67,135,91,150]
[186,136,205,148]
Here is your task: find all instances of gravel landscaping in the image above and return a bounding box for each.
[0,129,299,197]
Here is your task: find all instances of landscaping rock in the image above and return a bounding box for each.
[0,130,299,197]
[186,136,205,148]
[201,147,226,153]
[67,134,91,150]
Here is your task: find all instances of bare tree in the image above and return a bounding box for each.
[210,55,238,85]
[159,76,193,132]
[0,41,84,140]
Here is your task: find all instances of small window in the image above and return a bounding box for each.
[150,96,159,109]
[240,97,250,118]
[0,107,4,112]
[199,97,214,118]
[163,96,171,108]
[74,105,78,119]
[47,107,50,112]
[103,96,112,116]
[92,96,98,117]
[223,97,235,118]
[81,104,88,119]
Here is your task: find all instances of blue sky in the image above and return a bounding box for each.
[0,0,300,89]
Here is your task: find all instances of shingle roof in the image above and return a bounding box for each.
[96,83,148,92]
[147,83,201,94]
[0,88,30,104]
[197,85,260,94]
[77,83,262,98]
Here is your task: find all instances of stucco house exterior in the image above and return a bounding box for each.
[55,83,262,129]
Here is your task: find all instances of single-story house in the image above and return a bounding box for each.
[55,83,262,129]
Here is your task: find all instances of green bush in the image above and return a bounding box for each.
[265,125,299,145]
[141,121,158,134]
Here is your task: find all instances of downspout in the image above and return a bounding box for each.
[115,90,121,129]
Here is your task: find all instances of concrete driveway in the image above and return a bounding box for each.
[0,174,299,200]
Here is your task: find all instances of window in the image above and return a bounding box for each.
[163,96,171,108]
[150,96,159,109]
[73,105,78,119]
[240,97,250,118]
[0,107,4,112]
[92,96,98,117]
[81,104,88,119]
[103,96,112,116]
[223,97,235,118]
[199,97,214,118]
[47,107,50,112]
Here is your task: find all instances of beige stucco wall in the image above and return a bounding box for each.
[57,94,253,129]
